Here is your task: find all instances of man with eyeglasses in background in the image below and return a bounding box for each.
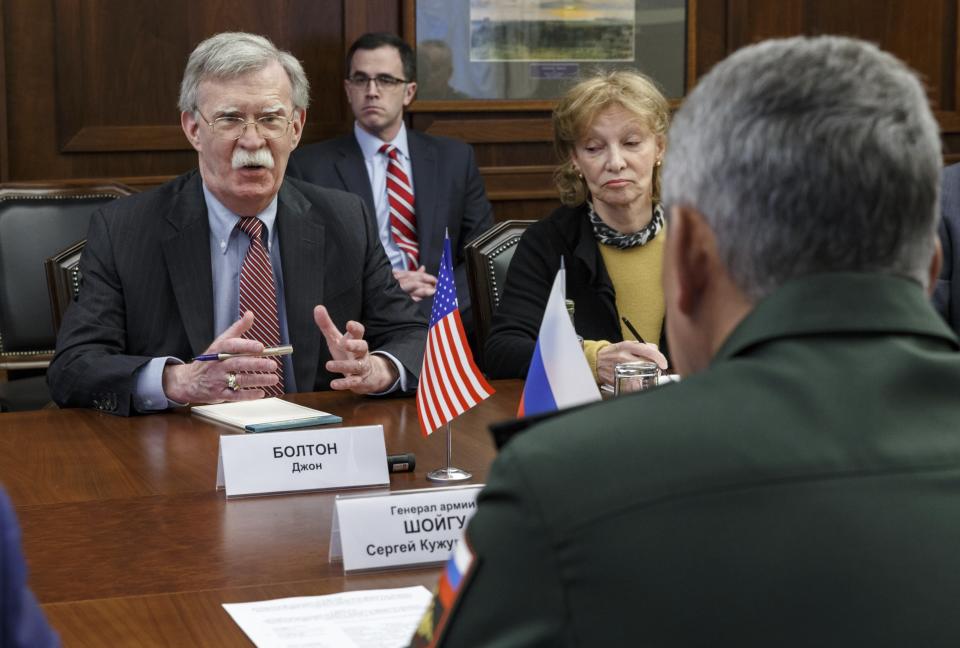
[47,32,426,415]
[288,33,493,346]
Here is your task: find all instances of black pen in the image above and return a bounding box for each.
[621,317,646,344]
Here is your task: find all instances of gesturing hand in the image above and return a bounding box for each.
[314,305,399,394]
[161,311,280,405]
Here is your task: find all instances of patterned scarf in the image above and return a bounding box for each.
[588,201,664,249]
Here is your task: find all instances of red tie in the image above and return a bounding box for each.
[379,144,419,270]
[237,216,284,397]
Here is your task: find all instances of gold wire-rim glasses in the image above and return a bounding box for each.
[195,110,295,140]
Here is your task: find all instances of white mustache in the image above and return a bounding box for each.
[232,148,275,170]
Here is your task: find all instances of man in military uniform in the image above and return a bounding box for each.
[412,36,960,646]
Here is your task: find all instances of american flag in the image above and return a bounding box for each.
[416,236,494,437]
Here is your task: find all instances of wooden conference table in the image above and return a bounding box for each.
[0,380,522,646]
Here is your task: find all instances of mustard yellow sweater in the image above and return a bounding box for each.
[583,234,665,381]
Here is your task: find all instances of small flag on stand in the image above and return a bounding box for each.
[518,265,601,417]
[416,236,494,437]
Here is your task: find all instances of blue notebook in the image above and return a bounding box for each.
[191,398,342,433]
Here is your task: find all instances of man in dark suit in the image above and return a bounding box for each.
[287,33,493,339]
[0,488,59,647]
[412,37,960,646]
[934,162,960,332]
[47,32,426,416]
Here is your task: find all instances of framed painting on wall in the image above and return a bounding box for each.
[405,0,687,111]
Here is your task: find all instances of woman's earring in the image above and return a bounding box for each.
[655,159,662,167]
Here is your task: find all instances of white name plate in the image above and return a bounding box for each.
[330,484,483,572]
[216,425,389,498]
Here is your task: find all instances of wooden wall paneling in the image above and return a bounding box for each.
[0,0,8,182]
[473,140,558,205]
[5,0,349,182]
[481,165,556,201]
[54,0,189,153]
[726,0,805,46]
[943,2,960,161]
[402,0,415,52]
[421,117,552,144]
[921,0,960,160]
[488,198,562,223]
[344,0,401,48]
[7,0,959,195]
[53,0,348,154]
[940,0,958,113]
[723,0,955,109]
[719,0,960,162]
[687,0,728,88]
[6,0,72,180]
[805,0,950,108]
[470,141,557,170]
[935,0,960,162]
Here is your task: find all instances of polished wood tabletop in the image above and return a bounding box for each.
[0,380,522,646]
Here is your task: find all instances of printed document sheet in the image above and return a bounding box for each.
[222,586,431,648]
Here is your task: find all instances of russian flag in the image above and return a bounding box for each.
[518,265,601,417]
[437,538,474,610]
[409,536,476,647]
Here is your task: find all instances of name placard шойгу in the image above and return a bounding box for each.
[330,484,483,571]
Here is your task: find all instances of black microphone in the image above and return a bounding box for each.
[387,453,416,473]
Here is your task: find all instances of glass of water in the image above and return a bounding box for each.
[613,361,661,396]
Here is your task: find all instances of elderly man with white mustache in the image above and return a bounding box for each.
[48,32,427,415]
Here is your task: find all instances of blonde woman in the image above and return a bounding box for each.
[485,71,669,384]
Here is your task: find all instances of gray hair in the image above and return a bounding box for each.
[662,36,941,300]
[178,32,310,113]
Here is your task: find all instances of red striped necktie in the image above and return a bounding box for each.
[379,143,419,270]
[236,216,284,397]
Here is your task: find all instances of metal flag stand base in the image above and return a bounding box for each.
[427,422,472,482]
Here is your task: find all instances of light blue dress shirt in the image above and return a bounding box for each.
[354,121,417,271]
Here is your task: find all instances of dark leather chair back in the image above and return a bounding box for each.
[45,240,86,335]
[0,182,134,371]
[465,220,534,362]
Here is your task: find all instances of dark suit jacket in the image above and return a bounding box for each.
[934,162,960,332]
[0,489,59,647]
[287,130,494,337]
[47,171,427,416]
[419,273,960,647]
[484,204,667,378]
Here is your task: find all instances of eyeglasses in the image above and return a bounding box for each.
[196,110,295,140]
[346,73,409,90]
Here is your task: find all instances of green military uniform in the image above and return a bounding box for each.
[413,273,960,647]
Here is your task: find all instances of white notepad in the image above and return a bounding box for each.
[191,398,342,433]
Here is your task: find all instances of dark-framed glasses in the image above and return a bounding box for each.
[347,73,409,90]
[196,110,295,140]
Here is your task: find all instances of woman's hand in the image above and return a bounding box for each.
[596,341,668,386]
